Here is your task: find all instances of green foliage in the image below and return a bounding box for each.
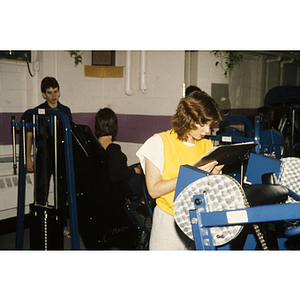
[212,51,243,77]
[68,51,83,67]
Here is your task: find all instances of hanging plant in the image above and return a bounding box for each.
[212,51,243,77]
[68,50,83,67]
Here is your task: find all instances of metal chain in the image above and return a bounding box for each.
[225,175,269,251]
[244,199,269,251]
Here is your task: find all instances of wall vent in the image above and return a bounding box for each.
[0,175,32,189]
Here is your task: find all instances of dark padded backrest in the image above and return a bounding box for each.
[71,122,107,162]
[243,184,288,207]
[71,123,141,249]
[71,122,127,213]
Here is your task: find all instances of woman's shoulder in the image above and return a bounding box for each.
[155,129,175,142]
[156,129,173,137]
[137,134,163,155]
[144,133,164,147]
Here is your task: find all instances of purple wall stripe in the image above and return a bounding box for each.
[73,113,173,144]
[0,109,257,146]
[0,112,23,145]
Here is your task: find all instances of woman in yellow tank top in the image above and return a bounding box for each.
[136,89,224,250]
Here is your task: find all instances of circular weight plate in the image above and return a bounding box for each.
[279,157,300,203]
[173,174,246,246]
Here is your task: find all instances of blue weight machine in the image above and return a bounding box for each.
[71,123,153,250]
[264,86,300,156]
[207,114,285,184]
[211,114,285,158]
[13,109,80,250]
[13,109,153,250]
[173,152,300,250]
[171,112,296,250]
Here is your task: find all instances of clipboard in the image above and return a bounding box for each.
[194,142,257,167]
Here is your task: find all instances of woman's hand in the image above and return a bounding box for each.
[211,163,224,174]
[198,160,224,174]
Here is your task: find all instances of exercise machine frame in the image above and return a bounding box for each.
[13,108,80,250]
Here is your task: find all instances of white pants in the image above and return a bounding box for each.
[149,205,195,250]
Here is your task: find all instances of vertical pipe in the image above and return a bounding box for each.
[33,115,37,205]
[54,115,58,210]
[139,51,148,93]
[184,51,191,87]
[11,116,17,175]
[280,58,294,85]
[61,118,80,249]
[22,121,27,169]
[254,116,261,154]
[54,51,58,80]
[265,56,281,94]
[15,118,27,249]
[125,51,134,96]
[292,108,295,149]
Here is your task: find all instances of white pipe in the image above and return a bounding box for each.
[125,51,134,96]
[184,51,191,88]
[265,56,281,94]
[139,51,148,94]
[25,51,38,77]
[280,58,294,85]
[265,56,282,64]
[280,58,294,68]
[54,51,58,79]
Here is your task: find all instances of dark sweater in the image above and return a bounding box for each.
[34,101,72,149]
[106,143,136,183]
[36,101,72,121]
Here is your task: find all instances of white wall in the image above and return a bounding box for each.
[36,50,185,116]
[0,60,37,112]
[196,51,229,94]
[3,50,294,163]
[229,53,265,109]
[0,50,185,163]
[193,51,265,110]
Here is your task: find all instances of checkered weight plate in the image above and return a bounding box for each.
[279,157,300,202]
[173,174,247,246]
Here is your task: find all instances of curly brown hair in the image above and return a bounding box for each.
[172,90,224,141]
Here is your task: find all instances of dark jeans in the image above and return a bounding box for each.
[128,164,144,196]
[35,147,67,214]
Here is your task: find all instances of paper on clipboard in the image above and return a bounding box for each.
[193,142,257,167]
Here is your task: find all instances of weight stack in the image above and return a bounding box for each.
[29,203,64,250]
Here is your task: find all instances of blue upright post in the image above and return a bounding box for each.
[59,112,80,249]
[15,118,27,250]
[15,108,80,250]
[254,116,261,154]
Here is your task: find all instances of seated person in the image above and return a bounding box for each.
[185,85,201,96]
[95,107,143,197]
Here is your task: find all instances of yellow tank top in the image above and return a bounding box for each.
[156,130,213,216]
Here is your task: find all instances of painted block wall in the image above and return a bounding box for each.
[3,50,295,164]
[0,50,185,164]
[196,51,229,94]
[45,50,185,116]
[229,54,265,110]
